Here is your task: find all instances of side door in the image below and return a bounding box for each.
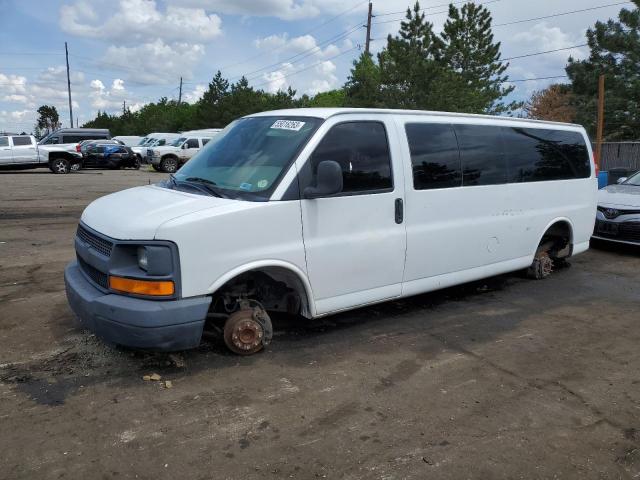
[0,136,12,164]
[298,117,407,315]
[10,136,37,163]
[181,138,200,162]
[400,120,513,294]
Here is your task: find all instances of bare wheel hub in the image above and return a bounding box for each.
[223,303,272,355]
[528,251,554,280]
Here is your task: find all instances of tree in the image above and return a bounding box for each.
[301,89,345,107]
[35,105,61,135]
[525,84,576,123]
[566,0,640,140]
[377,2,446,109]
[194,71,230,128]
[440,2,516,114]
[344,53,381,107]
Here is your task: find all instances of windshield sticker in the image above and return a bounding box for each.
[257,179,268,189]
[239,183,253,191]
[271,120,306,131]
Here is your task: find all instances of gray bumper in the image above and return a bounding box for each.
[64,261,211,351]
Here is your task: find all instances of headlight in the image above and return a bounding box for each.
[137,246,149,271]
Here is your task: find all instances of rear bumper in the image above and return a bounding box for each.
[64,261,211,351]
[591,235,640,246]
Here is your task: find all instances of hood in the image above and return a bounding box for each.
[598,184,640,208]
[80,185,236,239]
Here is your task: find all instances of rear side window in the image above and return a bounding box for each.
[309,121,392,194]
[11,136,32,146]
[405,123,461,190]
[0,137,8,147]
[503,128,591,182]
[454,125,508,186]
[186,138,199,148]
[202,138,210,146]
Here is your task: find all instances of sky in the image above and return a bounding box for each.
[0,0,631,133]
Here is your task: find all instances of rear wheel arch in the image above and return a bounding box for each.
[536,218,574,257]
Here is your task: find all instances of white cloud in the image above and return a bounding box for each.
[262,62,295,93]
[255,32,343,60]
[183,84,206,104]
[60,0,222,44]
[102,40,206,84]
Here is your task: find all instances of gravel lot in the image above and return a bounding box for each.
[0,168,639,479]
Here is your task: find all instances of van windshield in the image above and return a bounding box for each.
[174,116,321,199]
[623,172,640,186]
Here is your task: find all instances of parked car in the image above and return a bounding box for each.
[112,136,143,147]
[79,139,124,155]
[0,134,82,173]
[64,108,597,356]
[150,133,217,172]
[39,128,110,145]
[592,170,640,245]
[131,133,180,164]
[82,143,141,169]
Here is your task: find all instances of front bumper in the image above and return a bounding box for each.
[64,261,211,351]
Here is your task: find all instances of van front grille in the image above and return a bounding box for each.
[77,256,109,289]
[76,224,113,257]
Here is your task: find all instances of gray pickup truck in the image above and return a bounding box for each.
[0,134,83,174]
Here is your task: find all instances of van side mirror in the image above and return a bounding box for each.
[303,160,343,199]
[617,177,627,184]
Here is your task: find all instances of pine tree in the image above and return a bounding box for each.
[566,0,640,140]
[195,70,230,128]
[440,2,515,113]
[344,52,382,107]
[377,1,446,109]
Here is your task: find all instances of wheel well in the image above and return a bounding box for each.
[49,152,76,162]
[161,154,178,161]
[539,220,573,258]
[210,267,311,318]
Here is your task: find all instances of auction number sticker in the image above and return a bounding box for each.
[271,120,306,131]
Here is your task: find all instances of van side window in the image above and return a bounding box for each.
[454,125,507,186]
[11,136,32,146]
[405,123,461,190]
[503,128,591,182]
[0,137,8,147]
[309,122,392,194]
[186,138,199,148]
[202,138,210,146]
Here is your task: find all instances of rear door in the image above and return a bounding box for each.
[0,136,12,164]
[298,116,407,315]
[10,136,36,163]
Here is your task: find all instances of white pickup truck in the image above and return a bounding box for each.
[0,134,83,174]
[150,130,220,173]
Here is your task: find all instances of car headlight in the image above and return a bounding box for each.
[137,246,149,271]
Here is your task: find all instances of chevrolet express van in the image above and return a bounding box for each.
[64,108,597,355]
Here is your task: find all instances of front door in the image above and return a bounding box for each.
[10,136,36,163]
[0,136,12,164]
[299,117,407,315]
[180,138,200,163]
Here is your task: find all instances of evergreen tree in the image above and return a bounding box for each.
[344,52,381,107]
[566,0,640,140]
[377,1,446,109]
[195,71,229,128]
[440,2,516,114]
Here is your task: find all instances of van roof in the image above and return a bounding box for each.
[51,128,110,133]
[246,108,582,128]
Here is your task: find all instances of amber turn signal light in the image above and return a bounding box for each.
[109,276,174,296]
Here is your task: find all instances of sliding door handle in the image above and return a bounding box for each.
[395,198,404,224]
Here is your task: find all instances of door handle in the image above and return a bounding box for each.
[395,198,404,224]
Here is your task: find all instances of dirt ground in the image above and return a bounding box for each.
[0,168,639,479]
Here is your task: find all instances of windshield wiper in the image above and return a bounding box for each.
[169,174,225,198]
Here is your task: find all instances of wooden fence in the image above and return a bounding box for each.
[599,142,640,171]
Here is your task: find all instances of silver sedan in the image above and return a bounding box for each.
[593,171,640,245]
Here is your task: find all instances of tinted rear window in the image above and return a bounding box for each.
[454,125,508,186]
[11,136,32,146]
[503,127,591,182]
[406,123,461,190]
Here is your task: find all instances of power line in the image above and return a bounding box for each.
[252,46,360,89]
[375,0,485,17]
[373,0,500,24]
[218,0,368,72]
[508,75,568,82]
[503,44,588,61]
[493,1,633,28]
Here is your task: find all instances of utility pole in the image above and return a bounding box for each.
[123,100,126,115]
[365,2,373,55]
[178,76,183,105]
[65,42,74,128]
[595,74,605,170]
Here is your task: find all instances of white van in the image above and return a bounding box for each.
[64,108,597,354]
